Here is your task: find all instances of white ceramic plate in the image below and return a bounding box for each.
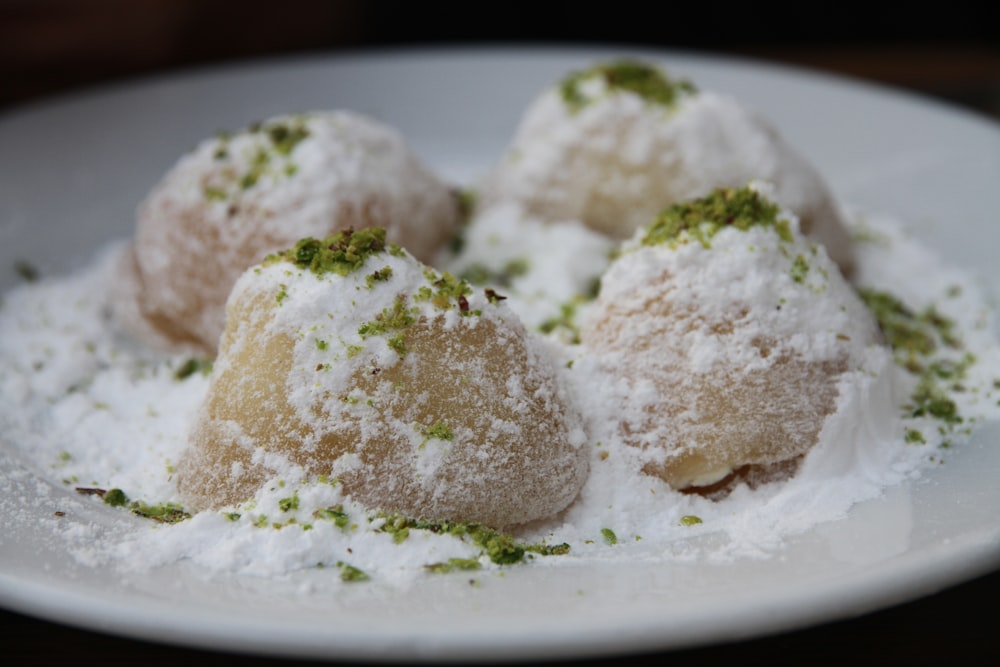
[1,47,999,662]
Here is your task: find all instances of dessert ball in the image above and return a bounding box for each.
[176,228,588,528]
[580,185,883,491]
[479,60,855,275]
[111,111,461,355]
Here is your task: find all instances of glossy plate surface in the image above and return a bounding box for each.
[1,47,999,662]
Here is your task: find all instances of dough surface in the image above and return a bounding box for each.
[479,60,855,275]
[112,111,460,355]
[580,186,882,490]
[177,229,589,528]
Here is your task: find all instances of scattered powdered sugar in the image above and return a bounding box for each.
[2,199,999,590]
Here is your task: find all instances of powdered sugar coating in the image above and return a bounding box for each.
[111,111,460,355]
[177,238,589,528]
[580,186,887,488]
[478,66,854,273]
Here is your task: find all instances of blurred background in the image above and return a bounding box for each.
[2,0,999,118]
[2,1,999,664]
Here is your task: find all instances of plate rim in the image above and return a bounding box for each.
[1,44,998,661]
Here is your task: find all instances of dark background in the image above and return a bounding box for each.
[2,0,999,118]
[2,1,999,664]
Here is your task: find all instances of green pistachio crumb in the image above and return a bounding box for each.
[365,266,394,289]
[526,542,571,556]
[278,494,299,512]
[860,288,969,431]
[267,228,397,277]
[102,488,129,507]
[266,122,310,155]
[420,421,454,443]
[642,186,786,248]
[680,515,703,526]
[174,358,212,380]
[358,295,417,358]
[387,332,407,356]
[425,558,483,574]
[790,254,810,283]
[314,505,351,529]
[859,289,938,363]
[911,379,962,423]
[600,528,618,545]
[130,501,190,524]
[240,147,270,190]
[203,185,227,201]
[336,561,370,582]
[560,60,695,113]
[372,512,564,565]
[415,270,474,311]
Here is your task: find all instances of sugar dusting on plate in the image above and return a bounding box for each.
[1,199,998,590]
[2,59,998,592]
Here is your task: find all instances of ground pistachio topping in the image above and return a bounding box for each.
[278,493,300,512]
[102,487,129,507]
[130,501,191,524]
[358,295,417,357]
[265,120,310,156]
[415,269,477,314]
[266,228,400,277]
[334,561,369,582]
[365,266,394,289]
[173,357,213,381]
[559,59,696,114]
[313,505,351,529]
[201,117,310,202]
[424,558,483,574]
[641,186,790,249]
[419,420,454,446]
[82,487,191,523]
[372,512,570,566]
[859,287,968,429]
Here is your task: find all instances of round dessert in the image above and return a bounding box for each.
[579,184,884,491]
[478,60,855,275]
[175,228,589,528]
[110,111,461,355]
